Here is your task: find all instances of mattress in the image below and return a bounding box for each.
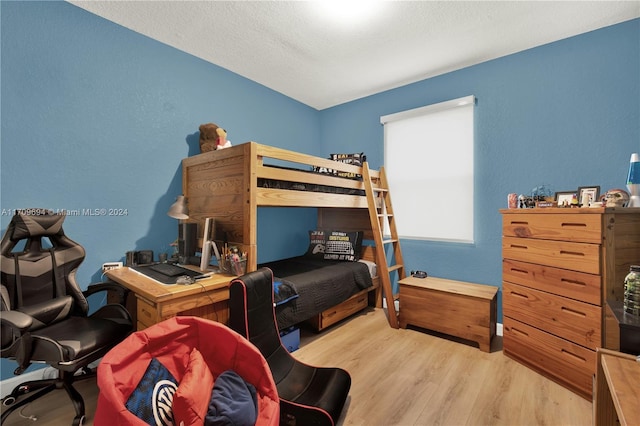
[259,256,374,330]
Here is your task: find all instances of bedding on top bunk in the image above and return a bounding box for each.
[258,152,367,196]
[260,256,374,330]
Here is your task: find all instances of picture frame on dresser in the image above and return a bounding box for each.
[555,191,575,206]
[578,186,600,207]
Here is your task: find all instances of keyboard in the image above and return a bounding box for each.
[149,263,190,277]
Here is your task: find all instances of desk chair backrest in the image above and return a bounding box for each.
[1,211,88,338]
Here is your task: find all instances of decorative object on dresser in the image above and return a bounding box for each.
[554,191,575,207]
[577,185,600,207]
[603,188,630,207]
[627,152,640,207]
[500,207,640,399]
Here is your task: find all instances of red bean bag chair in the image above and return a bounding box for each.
[95,316,279,426]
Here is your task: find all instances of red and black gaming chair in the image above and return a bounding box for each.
[229,267,351,426]
[0,209,132,425]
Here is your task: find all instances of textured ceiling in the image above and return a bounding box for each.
[68,1,640,110]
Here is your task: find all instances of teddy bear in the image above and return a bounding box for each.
[199,123,232,153]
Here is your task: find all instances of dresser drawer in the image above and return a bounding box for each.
[503,317,595,399]
[503,281,601,349]
[503,236,600,274]
[136,297,159,330]
[502,259,600,305]
[502,213,601,243]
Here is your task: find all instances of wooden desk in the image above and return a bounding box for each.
[594,348,640,426]
[105,267,234,330]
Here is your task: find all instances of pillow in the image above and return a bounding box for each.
[330,152,366,178]
[312,152,366,179]
[330,152,366,165]
[324,230,363,261]
[304,230,326,259]
[205,370,258,426]
[305,230,363,262]
[125,358,178,426]
[172,348,214,426]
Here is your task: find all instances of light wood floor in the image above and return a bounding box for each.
[2,308,592,426]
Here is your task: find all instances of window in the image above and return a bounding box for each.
[381,95,475,243]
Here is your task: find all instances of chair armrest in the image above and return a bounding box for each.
[1,310,35,374]
[0,310,33,334]
[84,281,130,305]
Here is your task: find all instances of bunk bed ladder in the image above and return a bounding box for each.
[362,163,405,329]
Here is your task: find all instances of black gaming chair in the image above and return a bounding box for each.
[229,267,351,426]
[0,210,133,425]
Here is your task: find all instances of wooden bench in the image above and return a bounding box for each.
[398,276,498,352]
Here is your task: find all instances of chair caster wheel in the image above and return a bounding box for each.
[2,396,16,407]
[72,415,85,426]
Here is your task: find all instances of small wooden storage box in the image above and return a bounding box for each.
[398,276,498,352]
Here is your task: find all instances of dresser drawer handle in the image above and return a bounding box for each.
[560,222,587,229]
[559,250,585,257]
[560,278,586,287]
[509,244,528,250]
[561,349,586,363]
[509,291,529,300]
[509,268,530,276]
[511,327,529,337]
[561,306,586,317]
[510,221,529,226]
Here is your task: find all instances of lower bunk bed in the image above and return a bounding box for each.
[260,256,378,332]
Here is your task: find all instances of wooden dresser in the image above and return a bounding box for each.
[500,207,640,399]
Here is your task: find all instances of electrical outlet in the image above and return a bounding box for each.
[102,262,123,273]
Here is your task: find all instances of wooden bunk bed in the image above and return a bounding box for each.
[181,142,393,331]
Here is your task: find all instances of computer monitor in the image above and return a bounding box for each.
[199,218,221,272]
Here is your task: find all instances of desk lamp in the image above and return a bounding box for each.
[167,195,189,219]
[628,153,640,208]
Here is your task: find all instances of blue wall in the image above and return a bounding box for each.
[320,17,640,317]
[1,1,638,380]
[1,1,318,379]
